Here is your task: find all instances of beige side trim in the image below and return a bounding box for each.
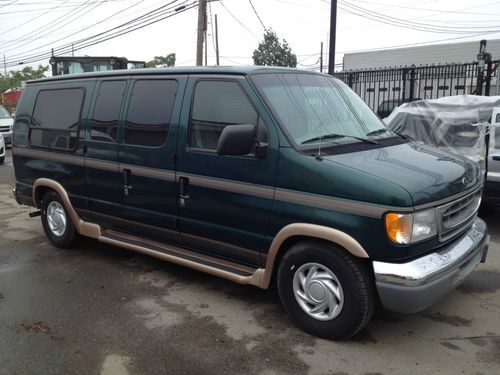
[14,147,84,166]
[32,178,101,238]
[182,173,275,200]
[120,163,175,182]
[259,223,369,289]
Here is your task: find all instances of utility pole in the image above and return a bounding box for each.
[204,29,208,65]
[196,0,207,66]
[215,14,220,66]
[320,42,323,73]
[328,0,337,75]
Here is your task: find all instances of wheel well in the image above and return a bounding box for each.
[269,235,371,286]
[34,186,52,207]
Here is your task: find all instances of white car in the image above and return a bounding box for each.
[0,105,14,146]
[0,133,5,164]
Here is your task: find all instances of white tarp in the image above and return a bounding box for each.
[384,95,500,169]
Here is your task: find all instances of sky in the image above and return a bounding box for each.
[1,0,500,74]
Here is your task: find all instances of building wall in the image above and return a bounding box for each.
[343,39,500,71]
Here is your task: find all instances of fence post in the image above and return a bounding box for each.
[401,68,407,102]
[347,73,353,88]
[485,61,492,96]
[409,65,416,101]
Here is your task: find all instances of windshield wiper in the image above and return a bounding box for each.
[301,133,378,145]
[365,128,388,136]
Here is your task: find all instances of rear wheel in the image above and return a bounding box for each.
[277,240,375,340]
[41,190,80,248]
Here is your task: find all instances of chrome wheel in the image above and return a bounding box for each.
[46,201,67,237]
[293,262,344,321]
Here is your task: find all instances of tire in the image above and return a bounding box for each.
[40,190,80,248]
[277,240,376,340]
[0,156,4,164]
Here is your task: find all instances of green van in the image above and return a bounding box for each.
[12,67,489,339]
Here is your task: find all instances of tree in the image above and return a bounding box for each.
[0,65,49,92]
[146,53,176,68]
[253,30,297,68]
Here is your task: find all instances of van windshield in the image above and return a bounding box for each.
[251,73,395,148]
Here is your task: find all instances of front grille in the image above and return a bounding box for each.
[0,126,10,132]
[438,188,481,242]
[0,147,3,154]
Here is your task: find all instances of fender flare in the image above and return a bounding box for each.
[32,178,100,238]
[259,223,369,288]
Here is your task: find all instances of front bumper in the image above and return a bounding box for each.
[373,217,489,313]
[1,131,12,144]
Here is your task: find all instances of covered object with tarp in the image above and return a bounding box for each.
[383,95,500,171]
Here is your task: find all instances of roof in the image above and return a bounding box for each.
[29,65,320,83]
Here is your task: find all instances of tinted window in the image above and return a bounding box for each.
[189,80,258,150]
[124,80,177,147]
[29,88,84,150]
[91,80,126,142]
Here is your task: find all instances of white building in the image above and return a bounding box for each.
[343,39,500,70]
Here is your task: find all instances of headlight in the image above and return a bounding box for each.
[385,208,437,244]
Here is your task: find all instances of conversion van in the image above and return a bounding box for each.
[12,67,489,339]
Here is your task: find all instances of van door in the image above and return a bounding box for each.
[487,108,500,186]
[176,76,278,266]
[117,77,186,243]
[83,79,127,219]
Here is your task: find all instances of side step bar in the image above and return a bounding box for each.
[99,229,264,287]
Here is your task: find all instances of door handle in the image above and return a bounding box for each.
[123,169,132,196]
[179,177,190,199]
[492,156,500,161]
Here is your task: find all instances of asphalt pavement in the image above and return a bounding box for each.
[1,148,499,375]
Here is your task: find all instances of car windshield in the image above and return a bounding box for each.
[0,106,12,119]
[251,73,395,148]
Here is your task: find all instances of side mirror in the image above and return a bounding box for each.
[217,124,255,156]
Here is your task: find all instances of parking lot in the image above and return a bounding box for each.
[0,148,499,375]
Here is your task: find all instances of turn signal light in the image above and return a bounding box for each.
[385,213,413,244]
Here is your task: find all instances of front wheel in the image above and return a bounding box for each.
[277,241,375,340]
[41,190,80,248]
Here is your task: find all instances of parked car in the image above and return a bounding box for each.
[0,133,5,164]
[0,104,14,146]
[12,67,489,339]
[384,95,500,206]
[377,98,421,119]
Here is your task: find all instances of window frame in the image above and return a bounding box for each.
[187,77,264,157]
[123,78,179,149]
[28,87,85,151]
[89,79,128,145]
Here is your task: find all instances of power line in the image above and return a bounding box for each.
[219,0,259,40]
[4,0,148,59]
[0,0,18,9]
[1,1,196,68]
[248,0,266,30]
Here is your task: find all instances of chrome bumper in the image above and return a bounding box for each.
[373,217,489,313]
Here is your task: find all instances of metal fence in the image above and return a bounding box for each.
[334,60,500,114]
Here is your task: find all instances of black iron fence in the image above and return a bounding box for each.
[334,60,499,114]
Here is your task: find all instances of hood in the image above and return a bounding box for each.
[324,142,480,206]
[0,117,13,126]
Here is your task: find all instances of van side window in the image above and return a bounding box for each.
[189,80,258,151]
[91,80,126,142]
[29,88,84,150]
[124,80,177,147]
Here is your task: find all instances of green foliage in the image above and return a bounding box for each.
[146,53,176,68]
[253,30,297,68]
[0,65,49,92]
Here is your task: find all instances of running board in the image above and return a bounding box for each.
[99,229,264,287]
